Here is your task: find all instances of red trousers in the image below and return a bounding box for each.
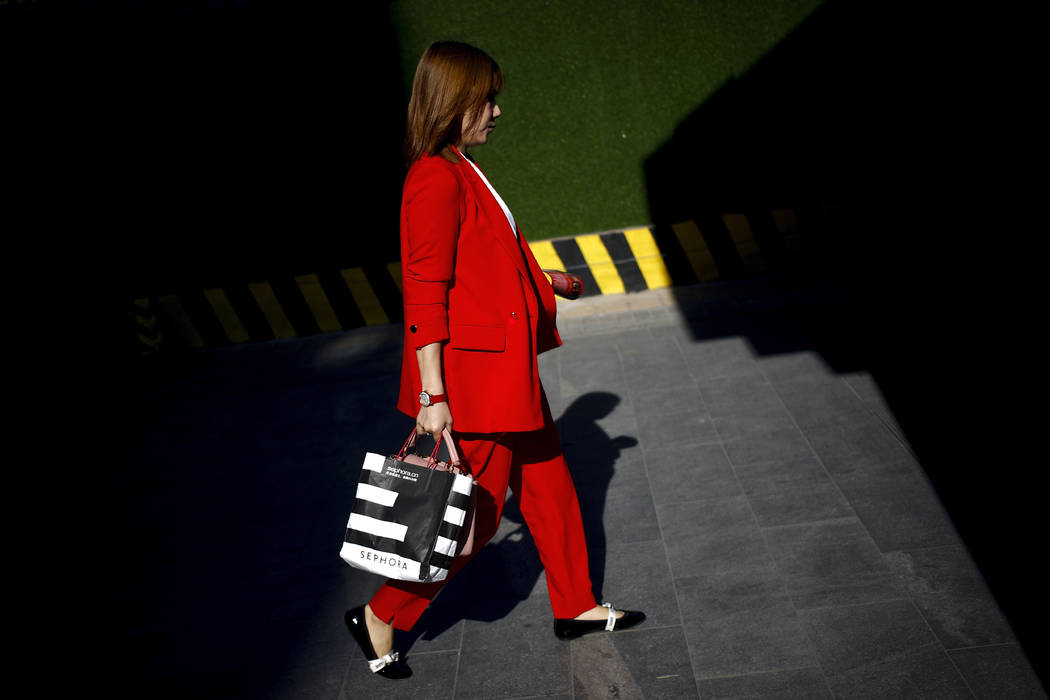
[368,408,597,631]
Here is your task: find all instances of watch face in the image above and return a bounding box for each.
[419,391,430,406]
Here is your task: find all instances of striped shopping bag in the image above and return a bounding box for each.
[340,429,476,583]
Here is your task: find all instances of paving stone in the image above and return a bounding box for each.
[646,320,696,343]
[657,497,772,578]
[597,539,681,629]
[832,461,960,552]
[675,569,818,678]
[559,416,642,476]
[557,377,631,409]
[581,475,662,546]
[763,517,900,609]
[572,626,698,699]
[628,380,706,418]
[714,410,815,466]
[863,398,911,447]
[697,371,784,418]
[695,667,832,698]
[948,644,1049,699]
[755,349,836,383]
[885,546,1016,648]
[119,281,1047,697]
[557,385,637,423]
[635,406,719,449]
[457,594,571,699]
[617,331,691,393]
[775,376,874,428]
[841,371,882,400]
[557,342,624,392]
[805,417,918,476]
[799,600,971,698]
[677,334,759,381]
[621,355,693,393]
[643,442,740,505]
[398,604,470,655]
[505,440,651,561]
[734,456,854,527]
[342,649,458,700]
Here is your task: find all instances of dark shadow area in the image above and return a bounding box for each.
[11,0,409,361]
[80,287,633,698]
[645,0,1042,682]
[400,391,636,649]
[29,1,406,289]
[13,4,411,695]
[557,393,639,597]
[90,330,411,699]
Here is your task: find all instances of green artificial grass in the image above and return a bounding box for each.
[390,0,823,240]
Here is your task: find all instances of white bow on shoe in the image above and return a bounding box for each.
[368,651,400,673]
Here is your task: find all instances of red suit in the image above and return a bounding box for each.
[369,151,597,630]
[395,151,562,433]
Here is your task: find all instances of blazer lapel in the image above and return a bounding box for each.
[457,156,530,280]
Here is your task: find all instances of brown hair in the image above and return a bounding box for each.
[404,41,504,165]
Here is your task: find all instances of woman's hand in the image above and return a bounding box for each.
[415,341,451,436]
[416,402,453,436]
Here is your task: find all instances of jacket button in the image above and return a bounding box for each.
[510,312,518,319]
[410,324,418,333]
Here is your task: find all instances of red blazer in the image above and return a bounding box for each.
[396,151,562,433]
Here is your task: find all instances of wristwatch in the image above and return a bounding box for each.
[419,390,448,407]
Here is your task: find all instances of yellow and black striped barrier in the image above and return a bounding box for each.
[135,208,803,353]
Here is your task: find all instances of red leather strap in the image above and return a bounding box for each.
[397,428,462,468]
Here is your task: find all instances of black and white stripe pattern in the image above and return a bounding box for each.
[340,451,474,582]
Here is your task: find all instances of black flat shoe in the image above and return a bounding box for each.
[553,603,646,640]
[344,606,412,679]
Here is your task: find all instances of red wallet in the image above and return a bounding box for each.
[544,269,584,300]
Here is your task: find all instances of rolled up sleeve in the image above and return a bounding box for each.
[401,163,460,348]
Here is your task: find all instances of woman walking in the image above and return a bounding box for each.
[346,40,645,679]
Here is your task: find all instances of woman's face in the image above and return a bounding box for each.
[460,96,501,149]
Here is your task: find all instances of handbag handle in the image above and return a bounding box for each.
[397,428,461,468]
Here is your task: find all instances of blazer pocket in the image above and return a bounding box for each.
[450,324,506,352]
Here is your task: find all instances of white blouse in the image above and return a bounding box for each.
[455,147,518,239]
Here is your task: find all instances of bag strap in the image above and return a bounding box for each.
[397,428,462,468]
[431,428,461,467]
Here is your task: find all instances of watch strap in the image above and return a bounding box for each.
[420,391,448,406]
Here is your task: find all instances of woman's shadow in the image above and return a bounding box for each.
[398,391,637,649]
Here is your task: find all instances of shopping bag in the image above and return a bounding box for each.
[340,428,476,583]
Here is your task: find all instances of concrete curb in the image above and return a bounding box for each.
[134,208,806,353]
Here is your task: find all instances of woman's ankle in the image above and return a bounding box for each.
[364,604,395,656]
[365,604,392,628]
[572,604,620,621]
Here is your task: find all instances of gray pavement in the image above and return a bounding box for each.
[109,275,1047,699]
